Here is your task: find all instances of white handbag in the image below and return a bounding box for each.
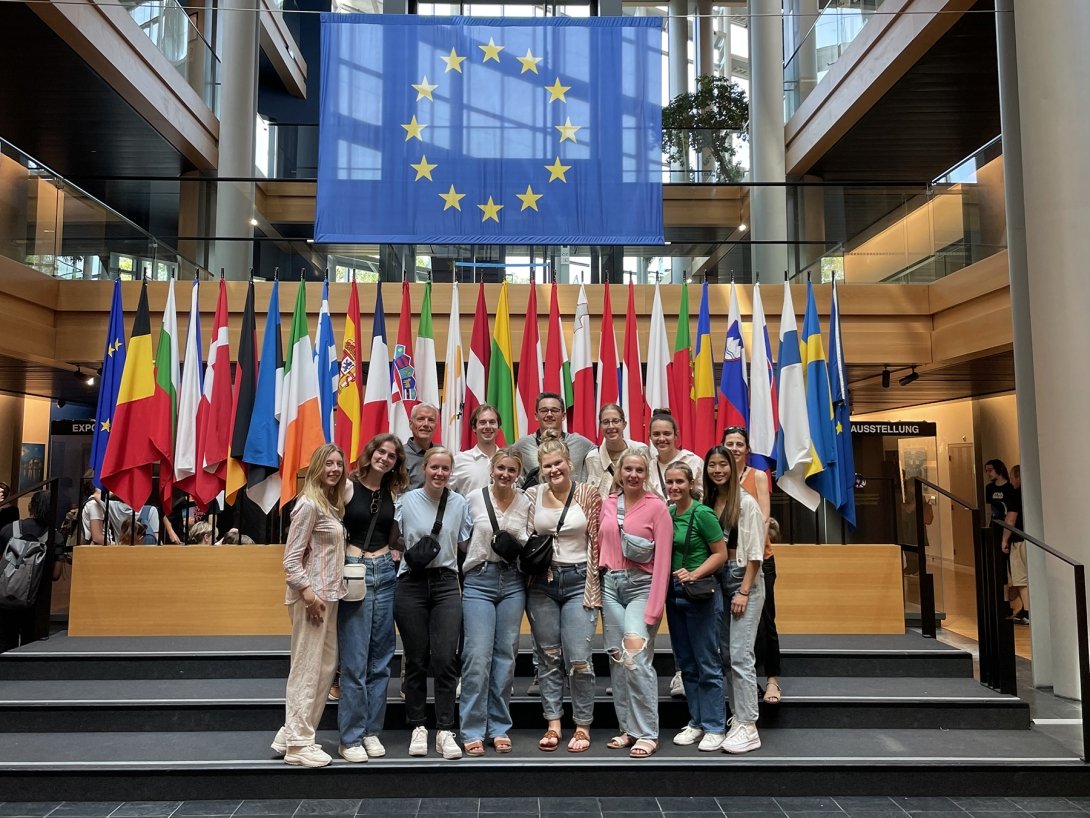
[343,561,367,602]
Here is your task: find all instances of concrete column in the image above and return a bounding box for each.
[697,0,714,78]
[211,0,260,280]
[749,0,789,279]
[669,0,689,100]
[1009,0,1090,699]
[795,0,819,104]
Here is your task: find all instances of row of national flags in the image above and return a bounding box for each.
[89,277,856,528]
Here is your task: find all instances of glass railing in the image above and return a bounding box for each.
[784,0,886,119]
[121,0,220,114]
[0,138,206,280]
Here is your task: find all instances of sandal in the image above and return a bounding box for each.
[464,740,485,757]
[629,738,658,758]
[567,728,591,753]
[763,679,782,704]
[538,729,561,752]
[607,734,633,750]
[493,736,512,754]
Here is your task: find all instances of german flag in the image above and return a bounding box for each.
[101,280,164,510]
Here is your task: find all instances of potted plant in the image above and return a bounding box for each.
[662,75,749,183]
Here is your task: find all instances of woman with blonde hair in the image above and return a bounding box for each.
[271,443,347,768]
[336,433,409,762]
[395,446,473,760]
[460,447,531,755]
[597,447,673,758]
[525,431,603,753]
[703,445,765,755]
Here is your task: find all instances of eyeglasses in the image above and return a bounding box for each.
[600,418,624,427]
[538,407,564,416]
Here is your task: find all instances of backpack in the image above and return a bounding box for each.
[0,521,48,609]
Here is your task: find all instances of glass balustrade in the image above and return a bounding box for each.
[121,0,220,113]
[0,138,206,281]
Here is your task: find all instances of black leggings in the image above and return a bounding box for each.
[754,555,781,678]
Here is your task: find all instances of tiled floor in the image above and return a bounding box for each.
[2,798,1090,818]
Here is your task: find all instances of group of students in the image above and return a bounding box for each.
[271,392,783,768]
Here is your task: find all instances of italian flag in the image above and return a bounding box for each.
[486,281,518,446]
[278,282,324,507]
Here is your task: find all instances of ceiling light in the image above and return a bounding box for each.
[899,367,920,387]
[881,368,891,389]
[737,222,747,232]
[249,218,259,227]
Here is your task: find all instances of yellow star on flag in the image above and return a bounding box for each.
[412,75,438,101]
[410,155,438,181]
[517,48,542,74]
[545,156,571,182]
[439,185,465,211]
[101,419,111,433]
[441,48,466,73]
[478,196,504,222]
[401,115,426,142]
[556,117,582,143]
[545,78,570,103]
[479,37,504,62]
[516,185,543,211]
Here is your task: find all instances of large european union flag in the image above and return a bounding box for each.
[315,14,663,245]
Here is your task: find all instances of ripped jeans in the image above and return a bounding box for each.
[601,569,660,740]
[526,563,599,726]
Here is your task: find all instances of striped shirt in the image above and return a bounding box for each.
[283,496,346,605]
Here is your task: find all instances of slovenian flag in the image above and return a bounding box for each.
[717,281,749,440]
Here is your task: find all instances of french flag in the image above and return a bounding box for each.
[717,281,749,441]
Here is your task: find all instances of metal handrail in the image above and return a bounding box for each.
[991,517,1090,762]
[911,479,937,639]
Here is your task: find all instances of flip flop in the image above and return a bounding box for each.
[607,734,633,749]
[763,679,782,704]
[567,728,591,753]
[629,738,658,758]
[538,729,561,752]
[493,736,512,753]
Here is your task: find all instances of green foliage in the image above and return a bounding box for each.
[662,75,749,183]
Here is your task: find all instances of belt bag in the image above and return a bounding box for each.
[343,561,367,602]
[617,494,655,564]
[482,487,523,564]
[404,489,448,573]
[520,484,576,577]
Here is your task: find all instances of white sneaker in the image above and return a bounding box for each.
[698,732,726,752]
[362,736,386,758]
[409,726,428,757]
[436,729,463,760]
[669,671,685,697]
[338,744,368,763]
[284,744,332,768]
[721,721,761,754]
[672,725,704,746]
[271,727,288,755]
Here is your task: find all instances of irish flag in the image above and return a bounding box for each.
[278,282,324,507]
[487,281,518,446]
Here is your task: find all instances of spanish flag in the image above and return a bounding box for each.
[101,280,165,510]
[335,278,364,464]
[486,281,518,447]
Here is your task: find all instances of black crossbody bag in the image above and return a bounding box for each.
[404,489,448,572]
[678,506,718,601]
[519,484,576,577]
[482,488,523,564]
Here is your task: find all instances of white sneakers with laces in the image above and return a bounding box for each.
[672,725,704,746]
[435,730,463,759]
[721,720,761,754]
[698,732,726,751]
[338,744,368,763]
[362,736,386,758]
[409,726,429,757]
[284,744,332,768]
[271,727,288,756]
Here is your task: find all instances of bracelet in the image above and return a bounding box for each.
[737,589,750,596]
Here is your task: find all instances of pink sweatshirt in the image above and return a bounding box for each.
[597,492,674,625]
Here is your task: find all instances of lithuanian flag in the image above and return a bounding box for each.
[486,281,518,447]
[101,281,166,510]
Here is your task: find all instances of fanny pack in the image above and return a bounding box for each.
[482,488,522,564]
[520,484,576,577]
[618,494,655,564]
[404,489,448,572]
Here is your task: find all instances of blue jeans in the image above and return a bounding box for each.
[459,561,526,743]
[601,569,660,740]
[720,562,765,725]
[337,552,397,746]
[526,563,599,726]
[666,577,725,733]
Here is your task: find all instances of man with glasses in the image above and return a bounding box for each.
[511,393,595,486]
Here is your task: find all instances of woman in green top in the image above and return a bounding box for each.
[662,461,728,752]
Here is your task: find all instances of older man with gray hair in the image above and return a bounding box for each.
[404,403,439,489]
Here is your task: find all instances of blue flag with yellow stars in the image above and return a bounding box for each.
[90,277,127,491]
[315,14,663,245]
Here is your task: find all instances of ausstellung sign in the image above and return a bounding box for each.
[851,421,937,437]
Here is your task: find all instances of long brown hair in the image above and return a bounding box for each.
[351,433,409,496]
[702,445,740,530]
[299,443,347,518]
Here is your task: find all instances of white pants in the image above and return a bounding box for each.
[282,598,339,747]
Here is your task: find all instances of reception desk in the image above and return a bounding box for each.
[68,543,905,636]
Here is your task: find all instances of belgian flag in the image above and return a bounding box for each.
[101,280,166,510]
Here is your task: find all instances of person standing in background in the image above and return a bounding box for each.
[1006,464,1029,624]
[453,404,501,494]
[403,404,439,490]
